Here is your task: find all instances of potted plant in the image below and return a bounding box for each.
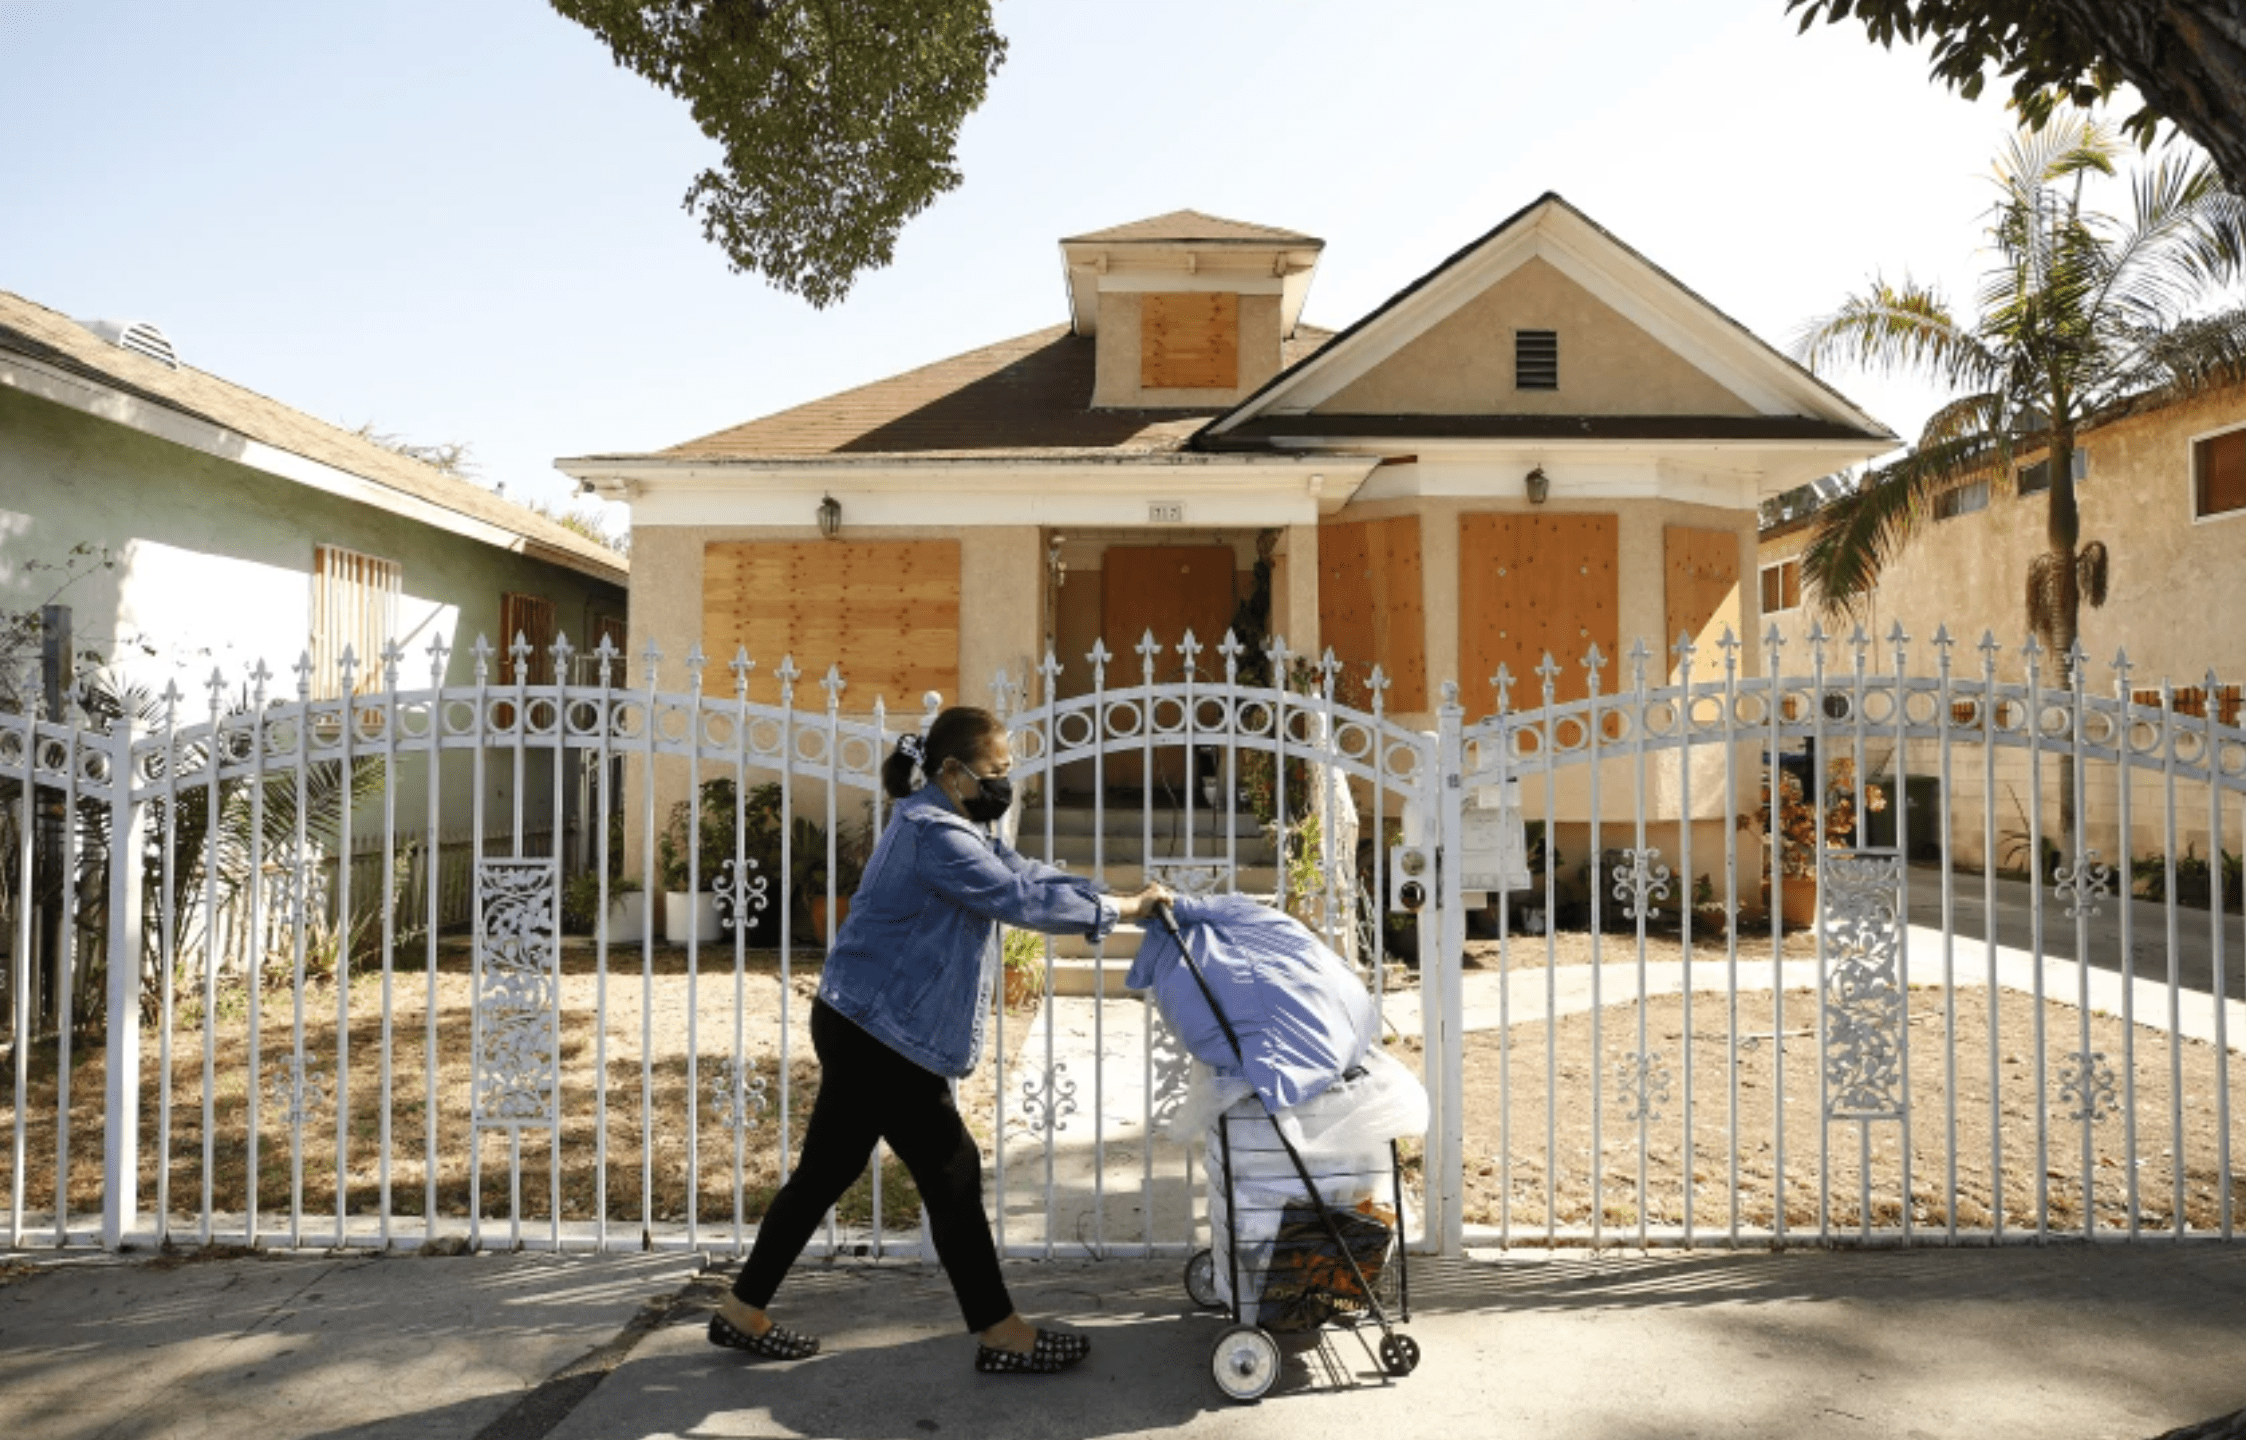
[793,812,873,944]
[657,778,739,944]
[603,876,646,944]
[563,871,648,944]
[1758,758,1885,927]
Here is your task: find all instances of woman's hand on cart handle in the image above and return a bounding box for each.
[1113,883,1175,923]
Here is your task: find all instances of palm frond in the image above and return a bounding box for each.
[2124,305,2246,395]
[2078,540,2109,609]
[1801,431,1999,615]
[1794,279,2002,391]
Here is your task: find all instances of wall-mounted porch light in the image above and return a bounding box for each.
[1524,466,1550,505]
[817,493,842,538]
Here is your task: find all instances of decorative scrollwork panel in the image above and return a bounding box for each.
[473,859,560,1129]
[1820,849,1908,1122]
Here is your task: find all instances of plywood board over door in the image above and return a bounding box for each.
[703,540,960,708]
[1663,526,1742,685]
[1319,515,1427,711]
[1458,513,1618,709]
[1102,544,1237,789]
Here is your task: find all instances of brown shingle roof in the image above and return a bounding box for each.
[0,290,626,582]
[1062,210,1323,246]
[651,324,1339,462]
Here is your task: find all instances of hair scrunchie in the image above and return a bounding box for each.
[897,733,926,766]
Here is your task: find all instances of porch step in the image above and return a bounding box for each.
[1046,955,1143,996]
[1019,804,1266,841]
[1014,829,1279,870]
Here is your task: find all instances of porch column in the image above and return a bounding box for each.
[1276,523,1320,658]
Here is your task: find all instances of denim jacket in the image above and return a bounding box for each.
[817,785,1117,1077]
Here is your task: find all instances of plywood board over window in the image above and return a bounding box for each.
[1458,514,1618,708]
[1142,292,1239,390]
[703,541,960,707]
[1662,526,1741,684]
[311,544,400,699]
[1319,515,1427,710]
[499,592,558,685]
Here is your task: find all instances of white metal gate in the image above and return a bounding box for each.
[4,622,2243,1255]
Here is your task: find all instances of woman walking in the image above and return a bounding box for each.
[710,705,1171,1374]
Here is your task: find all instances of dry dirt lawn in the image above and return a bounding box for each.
[1419,984,2246,1236]
[2,940,1048,1236]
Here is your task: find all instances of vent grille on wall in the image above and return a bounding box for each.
[1514,329,1558,391]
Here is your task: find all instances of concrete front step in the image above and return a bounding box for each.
[1016,805,1266,841]
[1046,955,1143,996]
[1017,834,1279,868]
[1010,858,1283,892]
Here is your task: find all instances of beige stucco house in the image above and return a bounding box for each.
[1758,378,2246,870]
[560,197,1894,868]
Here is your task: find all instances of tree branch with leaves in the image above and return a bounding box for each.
[551,0,1007,307]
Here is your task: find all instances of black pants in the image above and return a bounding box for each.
[733,999,1014,1333]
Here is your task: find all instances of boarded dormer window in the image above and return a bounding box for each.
[1515,329,1558,390]
[1142,293,1239,390]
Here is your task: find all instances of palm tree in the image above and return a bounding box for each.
[1795,114,2246,675]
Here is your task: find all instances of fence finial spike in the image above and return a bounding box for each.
[1265,633,1293,677]
[1217,629,1244,661]
[1887,620,1910,660]
[1977,628,2001,655]
[591,632,620,687]
[338,644,360,695]
[428,632,452,685]
[1039,643,1063,682]
[2022,634,2043,665]
[1368,662,1391,696]
[250,657,273,706]
[821,664,846,709]
[552,631,575,677]
[470,634,496,685]
[1178,628,1201,660]
[2064,638,2089,673]
[510,630,535,679]
[292,650,315,700]
[1439,679,1461,712]
[1673,628,1697,662]
[1493,663,1514,713]
[2111,644,2131,676]
[159,677,184,711]
[1086,636,1111,673]
[729,645,754,692]
[640,636,664,682]
[1535,651,1563,688]
[1932,623,1953,652]
[1136,628,1161,658]
[380,638,405,689]
[1763,621,1786,653]
[1805,617,1829,649]
[206,666,228,709]
[684,643,708,686]
[775,654,801,701]
[1583,642,1606,672]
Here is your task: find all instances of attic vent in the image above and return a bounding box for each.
[1514,329,1558,391]
[82,319,180,369]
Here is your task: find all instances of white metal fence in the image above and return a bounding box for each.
[2,623,2242,1256]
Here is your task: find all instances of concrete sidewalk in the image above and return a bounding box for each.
[5,1245,2245,1440]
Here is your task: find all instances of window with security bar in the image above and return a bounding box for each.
[499,592,557,684]
[311,545,401,698]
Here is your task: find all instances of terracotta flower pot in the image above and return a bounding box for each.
[808,895,851,945]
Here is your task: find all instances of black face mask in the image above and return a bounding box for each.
[951,765,1014,824]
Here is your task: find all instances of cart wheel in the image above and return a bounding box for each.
[1211,1324,1279,1402]
[1183,1249,1223,1310]
[1378,1332,1421,1377]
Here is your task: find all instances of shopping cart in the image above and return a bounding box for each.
[1153,902,1420,1402]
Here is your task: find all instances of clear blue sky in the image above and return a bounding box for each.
[1,0,2130,537]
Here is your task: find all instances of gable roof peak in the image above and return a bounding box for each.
[1061,209,1323,247]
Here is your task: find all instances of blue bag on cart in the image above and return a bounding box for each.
[1125,892,1377,1110]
